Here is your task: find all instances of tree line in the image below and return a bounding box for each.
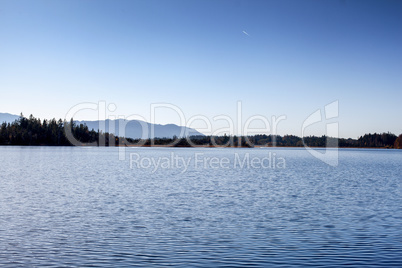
[0,114,122,146]
[0,114,401,148]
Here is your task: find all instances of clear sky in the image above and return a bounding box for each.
[0,0,401,138]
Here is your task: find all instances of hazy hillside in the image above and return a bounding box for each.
[0,113,20,124]
[76,119,204,139]
[0,113,203,139]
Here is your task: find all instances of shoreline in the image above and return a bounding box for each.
[0,144,398,149]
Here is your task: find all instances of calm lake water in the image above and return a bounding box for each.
[0,146,401,267]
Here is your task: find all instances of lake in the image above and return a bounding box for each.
[0,146,401,267]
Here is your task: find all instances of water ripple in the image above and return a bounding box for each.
[0,147,401,267]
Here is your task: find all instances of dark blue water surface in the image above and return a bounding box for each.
[0,146,401,267]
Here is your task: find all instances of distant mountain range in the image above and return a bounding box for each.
[0,113,204,139]
[0,113,20,124]
[75,119,204,139]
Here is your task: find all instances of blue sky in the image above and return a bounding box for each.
[0,0,401,138]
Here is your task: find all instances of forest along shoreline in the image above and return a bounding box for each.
[1,114,401,149]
